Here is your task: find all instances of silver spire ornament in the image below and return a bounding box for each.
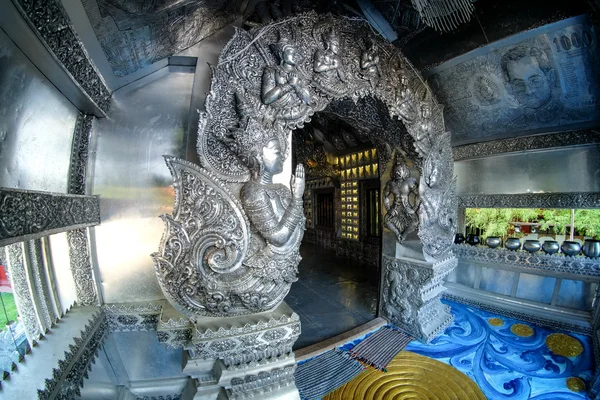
[410,0,475,32]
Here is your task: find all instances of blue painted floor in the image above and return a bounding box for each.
[286,242,378,350]
[406,300,593,399]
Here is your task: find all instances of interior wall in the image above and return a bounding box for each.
[0,27,79,193]
[90,66,195,304]
[455,145,600,195]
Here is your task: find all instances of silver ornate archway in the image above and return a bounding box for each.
[152,13,457,324]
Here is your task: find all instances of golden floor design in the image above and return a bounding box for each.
[510,323,534,337]
[323,351,486,400]
[546,333,584,357]
[566,376,586,392]
[488,317,504,327]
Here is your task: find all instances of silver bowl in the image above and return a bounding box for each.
[523,240,541,253]
[486,237,502,248]
[582,239,600,258]
[561,241,581,257]
[542,240,560,255]
[505,238,521,251]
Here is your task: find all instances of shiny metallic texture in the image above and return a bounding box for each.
[91,66,195,303]
[542,240,560,255]
[0,28,78,193]
[455,146,600,196]
[504,238,521,251]
[485,237,502,248]
[523,240,541,254]
[582,239,600,259]
[561,241,582,257]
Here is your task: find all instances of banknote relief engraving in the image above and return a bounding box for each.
[427,15,600,145]
[155,13,457,318]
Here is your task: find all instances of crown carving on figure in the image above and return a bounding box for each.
[228,118,288,172]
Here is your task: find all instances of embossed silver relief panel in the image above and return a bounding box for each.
[155,13,457,318]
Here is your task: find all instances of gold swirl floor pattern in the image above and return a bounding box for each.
[324,351,486,400]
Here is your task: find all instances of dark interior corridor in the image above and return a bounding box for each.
[286,242,379,350]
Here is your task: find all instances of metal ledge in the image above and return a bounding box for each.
[444,283,592,335]
[453,244,600,279]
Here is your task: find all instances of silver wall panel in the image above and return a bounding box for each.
[112,331,186,381]
[556,279,597,311]
[455,146,600,195]
[447,262,479,288]
[479,267,516,296]
[48,233,78,314]
[0,28,78,193]
[91,66,194,303]
[515,273,556,304]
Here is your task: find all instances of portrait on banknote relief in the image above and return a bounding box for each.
[427,15,600,145]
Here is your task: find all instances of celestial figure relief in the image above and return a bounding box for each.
[360,36,381,88]
[312,28,349,97]
[383,157,419,243]
[241,135,306,284]
[261,38,312,121]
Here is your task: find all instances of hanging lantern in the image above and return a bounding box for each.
[410,0,475,32]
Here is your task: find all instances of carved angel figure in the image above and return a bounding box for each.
[312,28,349,97]
[418,133,457,259]
[261,38,311,122]
[241,135,306,284]
[383,158,419,243]
[360,36,380,88]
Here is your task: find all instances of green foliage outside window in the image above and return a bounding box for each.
[0,292,18,331]
[465,208,600,240]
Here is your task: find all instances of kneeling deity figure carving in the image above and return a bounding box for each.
[241,134,306,285]
[383,156,419,243]
[312,28,349,97]
[261,38,312,122]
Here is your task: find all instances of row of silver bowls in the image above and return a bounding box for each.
[459,234,600,258]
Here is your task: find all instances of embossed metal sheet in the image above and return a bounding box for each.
[479,266,517,296]
[0,28,78,193]
[455,145,600,195]
[556,279,596,311]
[515,272,556,304]
[427,15,600,145]
[111,331,186,381]
[91,66,194,303]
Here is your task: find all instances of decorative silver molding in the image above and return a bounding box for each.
[453,244,600,277]
[457,192,600,209]
[381,254,456,342]
[37,309,109,399]
[11,0,111,114]
[227,365,296,400]
[444,293,592,335]
[68,229,98,306]
[453,129,600,161]
[25,239,56,331]
[102,303,163,332]
[69,114,94,196]
[0,188,100,246]
[4,243,42,344]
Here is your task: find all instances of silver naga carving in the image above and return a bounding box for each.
[383,154,419,243]
[154,13,456,318]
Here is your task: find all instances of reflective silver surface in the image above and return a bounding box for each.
[112,331,186,381]
[479,267,516,296]
[455,146,600,195]
[91,66,195,303]
[446,262,479,288]
[515,273,556,304]
[48,232,78,315]
[0,27,78,193]
[556,279,596,311]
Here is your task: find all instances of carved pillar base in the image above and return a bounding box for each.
[157,302,301,399]
[381,254,457,343]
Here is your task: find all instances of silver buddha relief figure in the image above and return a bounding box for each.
[383,155,420,243]
[261,37,312,122]
[312,27,349,98]
[240,127,306,285]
